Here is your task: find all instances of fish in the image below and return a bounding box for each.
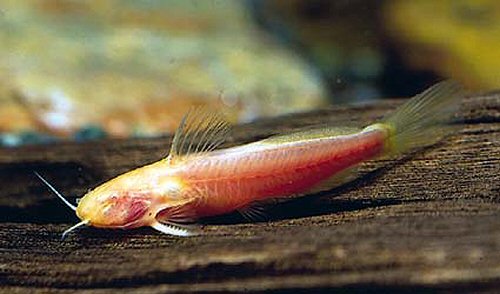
[35,81,463,238]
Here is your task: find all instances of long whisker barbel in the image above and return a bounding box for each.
[34,171,76,211]
[34,171,88,240]
[61,220,89,240]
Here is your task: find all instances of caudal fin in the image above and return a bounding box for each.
[381,80,464,155]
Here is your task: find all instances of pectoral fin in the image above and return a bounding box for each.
[150,221,197,237]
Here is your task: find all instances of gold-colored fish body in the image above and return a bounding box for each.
[76,161,188,229]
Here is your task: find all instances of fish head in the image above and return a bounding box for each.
[76,186,153,229]
[75,172,191,228]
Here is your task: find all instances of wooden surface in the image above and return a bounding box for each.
[0,91,499,293]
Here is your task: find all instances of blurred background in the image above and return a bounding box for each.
[0,0,498,146]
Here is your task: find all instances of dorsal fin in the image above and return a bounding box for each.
[169,108,231,158]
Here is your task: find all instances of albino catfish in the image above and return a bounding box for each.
[35,81,463,238]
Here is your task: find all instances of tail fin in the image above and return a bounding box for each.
[379,80,464,155]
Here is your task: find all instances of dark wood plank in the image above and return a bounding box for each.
[0,92,499,293]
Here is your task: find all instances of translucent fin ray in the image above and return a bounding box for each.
[151,221,196,237]
[169,108,230,158]
[380,80,464,155]
[238,203,269,222]
[155,203,198,224]
[155,186,207,225]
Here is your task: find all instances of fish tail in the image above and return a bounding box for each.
[367,80,464,156]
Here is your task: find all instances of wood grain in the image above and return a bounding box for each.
[0,91,499,293]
